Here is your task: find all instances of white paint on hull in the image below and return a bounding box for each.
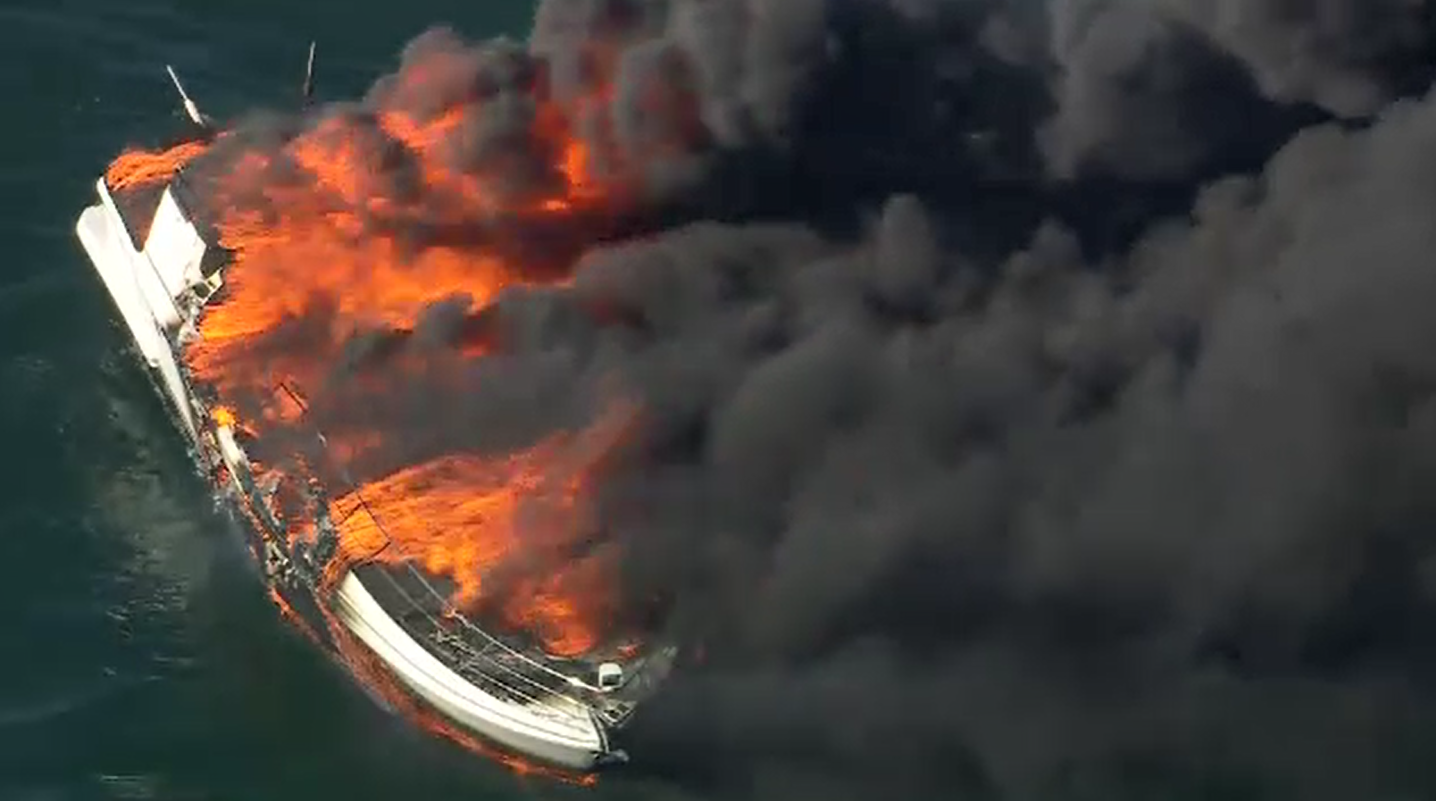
[331,571,607,771]
[76,178,198,439]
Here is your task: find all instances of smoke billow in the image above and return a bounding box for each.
[179,0,1436,798]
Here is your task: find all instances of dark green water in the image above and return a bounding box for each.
[0,3,668,798]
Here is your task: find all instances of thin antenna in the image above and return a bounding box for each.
[302,41,316,106]
[165,64,209,129]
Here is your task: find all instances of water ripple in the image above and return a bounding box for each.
[0,672,159,732]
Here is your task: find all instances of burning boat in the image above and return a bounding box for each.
[74,55,673,774]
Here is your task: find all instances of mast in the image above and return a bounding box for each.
[302,41,317,107]
[165,64,211,131]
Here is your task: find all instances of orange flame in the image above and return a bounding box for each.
[212,406,237,429]
[182,81,607,402]
[104,140,209,192]
[105,37,642,774]
[318,402,633,658]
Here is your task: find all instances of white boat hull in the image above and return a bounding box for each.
[75,172,612,772]
[332,573,606,770]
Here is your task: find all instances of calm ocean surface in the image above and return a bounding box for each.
[0,2,673,799]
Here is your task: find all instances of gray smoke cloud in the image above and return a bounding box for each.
[599,107,1436,797]
[1169,0,1436,117]
[513,1,1436,799]
[181,0,1436,798]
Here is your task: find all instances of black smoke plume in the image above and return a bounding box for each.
[191,0,1436,798]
